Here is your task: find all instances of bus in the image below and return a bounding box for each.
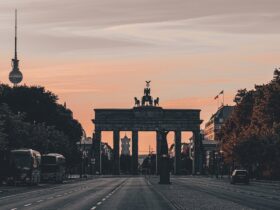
[41,153,66,183]
[7,149,41,185]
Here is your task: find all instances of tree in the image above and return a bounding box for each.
[0,85,83,168]
[219,69,280,179]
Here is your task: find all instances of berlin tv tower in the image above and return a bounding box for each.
[9,9,23,86]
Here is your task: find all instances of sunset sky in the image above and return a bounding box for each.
[0,0,279,153]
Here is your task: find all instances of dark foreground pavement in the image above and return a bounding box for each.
[0,176,279,210]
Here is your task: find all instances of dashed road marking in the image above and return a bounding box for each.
[37,200,44,203]
[91,207,96,210]
[24,203,32,207]
[102,198,106,201]
[10,208,17,210]
[97,202,102,205]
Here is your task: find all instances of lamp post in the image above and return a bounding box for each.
[219,150,224,179]
[214,151,219,178]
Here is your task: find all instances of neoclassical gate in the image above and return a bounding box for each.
[92,82,203,175]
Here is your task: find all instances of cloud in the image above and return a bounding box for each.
[1,0,280,57]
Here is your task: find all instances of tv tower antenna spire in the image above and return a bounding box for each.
[9,9,23,86]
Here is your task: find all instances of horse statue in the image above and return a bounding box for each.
[154,97,159,106]
[134,97,140,107]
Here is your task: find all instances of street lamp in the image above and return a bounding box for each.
[219,150,224,178]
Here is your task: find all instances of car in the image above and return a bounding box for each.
[230,169,249,184]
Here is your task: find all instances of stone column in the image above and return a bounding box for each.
[156,131,162,175]
[94,130,101,174]
[131,131,138,175]
[174,131,181,175]
[113,130,120,175]
[192,130,202,175]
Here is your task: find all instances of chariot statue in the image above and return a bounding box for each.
[134,81,160,107]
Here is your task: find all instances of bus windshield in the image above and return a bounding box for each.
[12,153,31,169]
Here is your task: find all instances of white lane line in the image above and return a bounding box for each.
[56,194,62,197]
[10,208,17,210]
[102,198,106,201]
[37,200,44,203]
[97,202,102,205]
[91,207,96,210]
[24,203,32,207]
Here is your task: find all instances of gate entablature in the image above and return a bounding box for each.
[93,107,202,131]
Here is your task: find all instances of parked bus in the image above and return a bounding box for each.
[41,153,66,183]
[7,149,41,185]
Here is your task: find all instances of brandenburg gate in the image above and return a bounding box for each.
[92,82,203,175]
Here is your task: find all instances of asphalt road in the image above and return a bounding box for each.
[0,176,279,210]
[0,177,172,210]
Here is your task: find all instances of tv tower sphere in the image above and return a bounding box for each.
[9,67,23,85]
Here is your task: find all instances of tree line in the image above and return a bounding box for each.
[218,69,280,179]
[0,85,83,169]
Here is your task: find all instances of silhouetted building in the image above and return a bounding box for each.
[77,132,92,175]
[101,142,113,174]
[169,142,192,174]
[121,134,130,156]
[204,105,234,141]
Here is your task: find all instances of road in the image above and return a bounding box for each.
[0,176,279,210]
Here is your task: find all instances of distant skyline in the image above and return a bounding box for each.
[0,0,279,153]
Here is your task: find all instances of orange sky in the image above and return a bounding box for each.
[1,0,279,153]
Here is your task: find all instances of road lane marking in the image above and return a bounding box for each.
[10,208,17,210]
[48,196,54,199]
[89,179,127,210]
[37,200,44,203]
[24,203,32,207]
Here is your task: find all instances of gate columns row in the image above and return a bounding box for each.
[94,129,202,175]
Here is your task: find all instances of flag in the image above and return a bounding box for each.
[214,95,219,100]
[219,90,224,95]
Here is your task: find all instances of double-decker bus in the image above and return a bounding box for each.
[7,149,41,185]
[41,153,66,183]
